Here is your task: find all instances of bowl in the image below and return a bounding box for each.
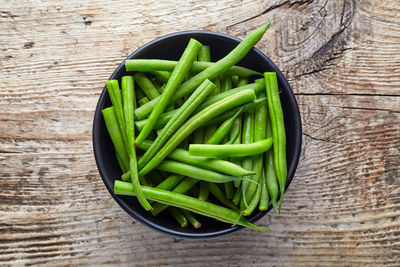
[92,30,302,239]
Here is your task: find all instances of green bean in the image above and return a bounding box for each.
[202,97,239,200]
[228,85,247,201]
[205,108,242,145]
[240,110,254,208]
[242,179,261,216]
[243,92,267,203]
[188,138,272,158]
[198,45,211,62]
[156,174,184,190]
[203,127,216,143]
[265,72,287,212]
[155,160,243,184]
[209,183,238,211]
[198,181,209,201]
[196,82,264,113]
[203,76,220,143]
[232,187,241,206]
[136,87,146,98]
[126,60,262,77]
[119,168,150,186]
[121,76,135,139]
[121,171,129,181]
[134,140,255,177]
[135,109,175,131]
[106,80,127,149]
[180,136,190,150]
[255,78,264,84]
[226,128,240,145]
[102,107,129,172]
[151,178,199,215]
[237,77,249,87]
[135,39,202,145]
[216,75,228,143]
[122,76,152,211]
[122,172,182,190]
[202,98,266,127]
[192,128,204,144]
[202,96,239,200]
[121,171,151,186]
[136,89,147,108]
[165,102,175,112]
[152,78,165,95]
[114,181,269,231]
[265,116,278,213]
[224,182,235,200]
[155,127,163,136]
[134,23,270,120]
[231,75,239,86]
[137,79,215,170]
[192,44,209,160]
[181,209,201,229]
[259,167,269,211]
[169,207,188,228]
[139,89,256,176]
[138,96,149,106]
[134,83,264,131]
[151,77,163,90]
[230,115,242,187]
[134,73,160,100]
[159,84,167,93]
[221,75,232,92]
[149,71,171,84]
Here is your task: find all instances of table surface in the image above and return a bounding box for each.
[1,0,400,266]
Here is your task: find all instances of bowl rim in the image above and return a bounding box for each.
[92,29,302,240]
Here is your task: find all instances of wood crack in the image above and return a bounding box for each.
[0,150,22,154]
[286,0,357,80]
[293,66,334,78]
[337,106,400,114]
[227,0,314,28]
[311,0,355,61]
[303,132,341,144]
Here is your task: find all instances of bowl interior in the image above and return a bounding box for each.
[93,31,302,239]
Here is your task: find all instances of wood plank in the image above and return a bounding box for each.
[1,0,400,266]
[1,95,399,266]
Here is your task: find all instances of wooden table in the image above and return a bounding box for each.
[1,0,399,265]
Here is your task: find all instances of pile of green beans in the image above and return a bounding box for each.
[103,23,288,231]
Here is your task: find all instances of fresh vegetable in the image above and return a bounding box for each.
[265,72,287,212]
[101,24,290,231]
[133,23,270,120]
[135,39,202,145]
[114,181,269,231]
[121,76,152,211]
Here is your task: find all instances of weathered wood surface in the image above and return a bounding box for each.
[1,0,400,266]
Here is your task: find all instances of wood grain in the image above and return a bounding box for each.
[1,0,400,266]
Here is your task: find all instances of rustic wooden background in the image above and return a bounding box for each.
[1,0,400,266]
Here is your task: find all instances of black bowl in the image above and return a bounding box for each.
[93,30,302,239]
